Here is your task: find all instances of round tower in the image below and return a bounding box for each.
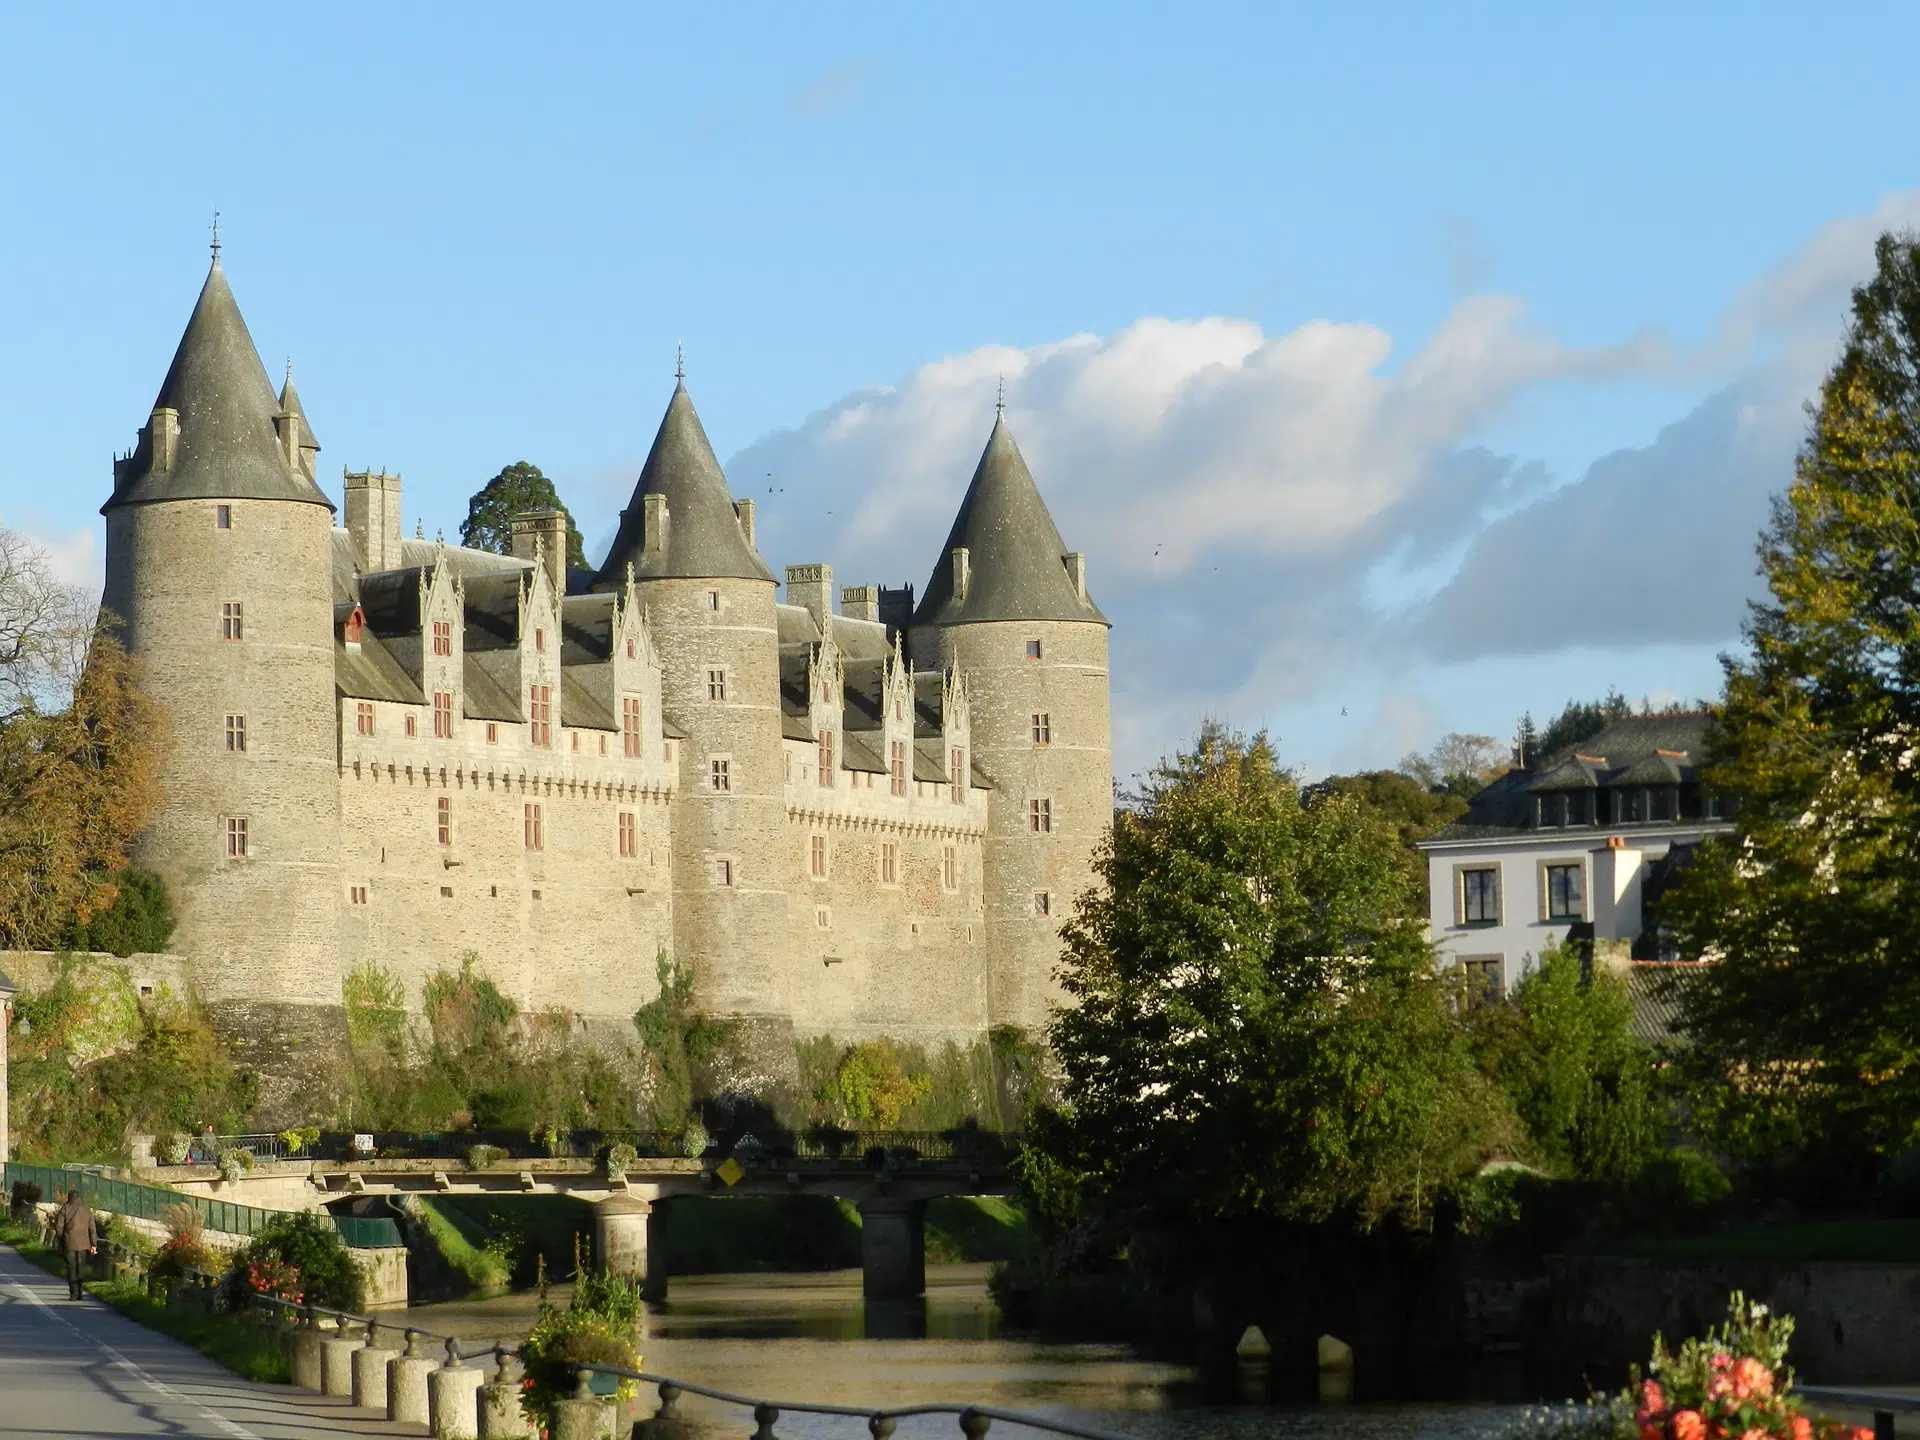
[594,375,792,1068]
[909,413,1112,1033]
[101,252,343,1115]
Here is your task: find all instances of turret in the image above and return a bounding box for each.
[101,250,343,1116]
[909,412,1111,1032]
[594,370,790,1064]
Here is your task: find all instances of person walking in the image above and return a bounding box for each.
[52,1189,97,1301]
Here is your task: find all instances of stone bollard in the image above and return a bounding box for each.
[479,1348,534,1438]
[550,1371,615,1440]
[321,1333,362,1398]
[387,1329,441,1427]
[352,1325,399,1412]
[429,1338,486,1440]
[631,1382,695,1440]
[286,1325,324,1393]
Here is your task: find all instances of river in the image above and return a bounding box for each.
[405,1265,1522,1440]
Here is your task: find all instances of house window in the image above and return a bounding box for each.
[1029,798,1051,834]
[1461,868,1499,925]
[225,714,246,753]
[706,590,720,611]
[890,741,906,797]
[433,691,453,739]
[1536,794,1564,828]
[486,722,498,744]
[817,730,834,787]
[220,602,243,641]
[571,731,579,752]
[437,796,452,847]
[433,620,452,657]
[707,668,726,701]
[712,857,733,886]
[879,841,898,885]
[810,834,828,878]
[1032,890,1050,917]
[529,684,552,747]
[349,885,367,905]
[622,697,641,757]
[524,802,544,851]
[1545,863,1584,921]
[535,627,546,654]
[215,504,232,530]
[1032,713,1050,745]
[1025,639,1042,660]
[356,702,374,736]
[626,638,636,660]
[1461,956,1503,1006]
[618,810,637,858]
[405,713,418,738]
[950,747,966,803]
[942,844,957,890]
[599,734,606,755]
[225,817,248,859]
[710,759,730,792]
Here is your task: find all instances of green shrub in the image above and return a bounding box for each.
[517,1306,638,1429]
[216,1147,254,1182]
[467,1144,507,1170]
[572,1269,645,1329]
[63,869,176,957]
[226,1212,365,1311]
[605,1142,638,1178]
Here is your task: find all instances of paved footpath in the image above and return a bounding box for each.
[0,1244,422,1439]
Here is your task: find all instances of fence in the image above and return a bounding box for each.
[3,1161,403,1249]
[210,1126,1019,1167]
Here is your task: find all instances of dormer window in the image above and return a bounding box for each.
[432,620,452,657]
[343,605,366,645]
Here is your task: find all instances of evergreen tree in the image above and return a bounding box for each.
[460,462,589,572]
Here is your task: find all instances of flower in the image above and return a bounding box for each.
[1731,1358,1773,1400]
[1642,1381,1667,1417]
[1790,1421,1811,1440]
[1672,1409,1708,1440]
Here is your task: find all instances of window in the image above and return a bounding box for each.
[356,702,374,737]
[707,668,727,701]
[1545,863,1584,921]
[622,696,642,757]
[441,885,454,898]
[225,817,248,859]
[889,741,906,797]
[1461,956,1503,1006]
[225,714,246,753]
[816,906,831,929]
[706,590,721,611]
[817,730,834,787]
[529,684,552,747]
[1029,798,1051,834]
[1025,639,1043,660]
[486,722,498,744]
[619,811,637,858]
[437,796,452,847]
[712,857,733,886]
[349,885,367,905]
[405,713,418,738]
[1032,713,1050,745]
[220,602,243,641]
[532,627,544,653]
[1461,867,1499,925]
[1032,890,1050,917]
[433,691,453,739]
[942,844,957,890]
[809,834,827,878]
[571,731,579,752]
[344,607,365,644]
[626,638,636,660]
[879,841,898,885]
[950,747,965,803]
[215,504,232,530]
[433,620,452,657]
[710,758,730,792]
[524,802,544,851]
[1536,794,1564,828]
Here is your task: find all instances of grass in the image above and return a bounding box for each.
[925,1196,1037,1263]
[1595,1218,1920,1263]
[413,1196,511,1295]
[431,1193,594,1288]
[0,1217,288,1383]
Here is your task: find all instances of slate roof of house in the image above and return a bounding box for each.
[592,382,776,586]
[335,628,424,705]
[105,260,334,513]
[912,416,1108,628]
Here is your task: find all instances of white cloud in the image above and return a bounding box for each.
[0,515,99,591]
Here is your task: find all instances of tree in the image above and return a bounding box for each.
[1306,769,1468,900]
[1531,691,1634,763]
[1399,732,1509,797]
[1665,231,1920,1175]
[460,462,589,572]
[1042,722,1518,1234]
[63,868,175,956]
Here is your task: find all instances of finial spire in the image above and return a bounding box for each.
[675,343,685,384]
[284,357,293,387]
[996,374,1005,417]
[210,210,221,262]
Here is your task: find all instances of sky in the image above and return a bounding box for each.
[4,3,1918,786]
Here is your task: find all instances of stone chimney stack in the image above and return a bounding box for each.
[734,498,756,550]
[877,584,914,637]
[149,408,179,471]
[511,508,569,594]
[841,584,880,622]
[343,469,404,572]
[785,563,833,630]
[1064,552,1087,603]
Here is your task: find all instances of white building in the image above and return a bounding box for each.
[1417,714,1732,999]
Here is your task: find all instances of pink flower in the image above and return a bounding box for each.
[1672,1410,1708,1440]
[1642,1381,1667,1417]
[1642,1426,1663,1440]
[1732,1359,1773,1400]
[1739,1429,1768,1440]
[1791,1416,1812,1440]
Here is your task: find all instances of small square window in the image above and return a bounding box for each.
[215,504,232,530]
[225,714,246,753]
[707,590,721,611]
[349,885,367,905]
[1032,890,1050,918]
[440,885,454,898]
[1025,639,1043,660]
[713,857,734,886]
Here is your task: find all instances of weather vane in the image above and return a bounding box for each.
[676,343,685,383]
[996,374,1005,417]
[210,210,221,261]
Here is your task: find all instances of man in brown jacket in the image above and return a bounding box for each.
[52,1189,97,1300]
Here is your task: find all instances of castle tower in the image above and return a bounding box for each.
[101,252,343,1114]
[594,375,791,1061]
[910,413,1111,1033]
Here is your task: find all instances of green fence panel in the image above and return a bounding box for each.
[3,1161,403,1248]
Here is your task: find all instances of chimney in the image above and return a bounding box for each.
[1063,552,1087,603]
[511,509,569,594]
[344,469,404,572]
[734,498,756,550]
[150,408,179,471]
[785,563,833,630]
[877,584,914,637]
[643,494,668,555]
[841,584,880,622]
[950,547,970,601]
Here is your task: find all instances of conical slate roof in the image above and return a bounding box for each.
[592,381,774,585]
[912,415,1107,627]
[104,260,333,512]
[278,370,319,456]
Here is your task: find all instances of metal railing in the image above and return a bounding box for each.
[1797,1386,1918,1440]
[4,1161,403,1249]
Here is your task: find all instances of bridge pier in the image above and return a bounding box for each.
[594,1195,651,1280]
[858,1198,925,1300]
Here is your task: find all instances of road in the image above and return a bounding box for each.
[0,1245,419,1439]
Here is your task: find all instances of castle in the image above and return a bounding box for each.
[99,251,1112,1110]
